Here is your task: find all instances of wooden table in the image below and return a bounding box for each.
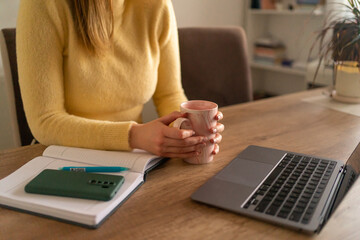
[2,89,360,240]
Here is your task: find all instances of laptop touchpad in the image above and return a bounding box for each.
[216,158,274,188]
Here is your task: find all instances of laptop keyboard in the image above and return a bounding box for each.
[243,153,337,224]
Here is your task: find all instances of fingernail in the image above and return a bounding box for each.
[210,138,216,144]
[187,130,195,136]
[183,131,194,138]
[215,113,222,120]
[211,128,217,134]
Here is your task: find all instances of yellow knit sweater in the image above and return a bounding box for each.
[16,0,187,151]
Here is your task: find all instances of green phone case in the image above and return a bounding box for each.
[25,169,125,201]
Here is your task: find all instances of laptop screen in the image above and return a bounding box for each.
[345,142,360,174]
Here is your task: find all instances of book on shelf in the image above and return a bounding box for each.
[295,0,324,12]
[296,0,320,4]
[254,46,285,58]
[251,0,276,9]
[254,36,284,49]
[253,38,286,65]
[0,145,166,228]
[253,56,282,65]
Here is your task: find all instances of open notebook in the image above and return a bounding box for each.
[0,145,166,228]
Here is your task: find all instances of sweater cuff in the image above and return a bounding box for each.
[103,121,137,151]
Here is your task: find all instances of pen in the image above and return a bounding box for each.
[58,166,129,172]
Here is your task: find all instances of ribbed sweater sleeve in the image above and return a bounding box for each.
[17,0,135,150]
[153,1,187,117]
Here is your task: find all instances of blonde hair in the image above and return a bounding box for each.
[73,0,114,53]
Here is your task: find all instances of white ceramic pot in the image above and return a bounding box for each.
[335,61,360,98]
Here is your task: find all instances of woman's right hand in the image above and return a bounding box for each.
[129,112,207,158]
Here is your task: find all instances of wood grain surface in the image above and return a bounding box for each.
[1,89,360,240]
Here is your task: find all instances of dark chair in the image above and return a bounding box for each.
[178,27,253,107]
[0,28,34,146]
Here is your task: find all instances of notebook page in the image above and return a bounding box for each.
[0,157,143,225]
[43,145,161,173]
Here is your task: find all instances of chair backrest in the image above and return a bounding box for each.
[0,28,34,146]
[178,27,253,107]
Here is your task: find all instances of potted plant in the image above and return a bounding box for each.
[311,0,360,103]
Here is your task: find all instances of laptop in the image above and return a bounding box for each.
[191,144,360,234]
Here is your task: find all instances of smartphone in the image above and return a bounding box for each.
[25,169,125,201]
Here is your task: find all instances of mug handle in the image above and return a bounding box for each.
[173,118,193,130]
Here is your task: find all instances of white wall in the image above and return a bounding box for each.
[172,0,245,27]
[0,0,20,70]
[0,0,20,29]
[0,0,21,150]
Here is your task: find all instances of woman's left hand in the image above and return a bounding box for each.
[210,111,224,155]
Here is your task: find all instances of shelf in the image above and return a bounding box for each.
[246,0,326,95]
[250,9,323,16]
[251,62,307,76]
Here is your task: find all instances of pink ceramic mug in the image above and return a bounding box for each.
[173,100,218,164]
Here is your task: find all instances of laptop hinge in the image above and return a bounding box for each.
[318,166,346,231]
[330,165,358,213]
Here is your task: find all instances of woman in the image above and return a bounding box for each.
[16,0,223,158]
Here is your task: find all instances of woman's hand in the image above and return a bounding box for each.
[129,112,206,158]
[210,112,224,155]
